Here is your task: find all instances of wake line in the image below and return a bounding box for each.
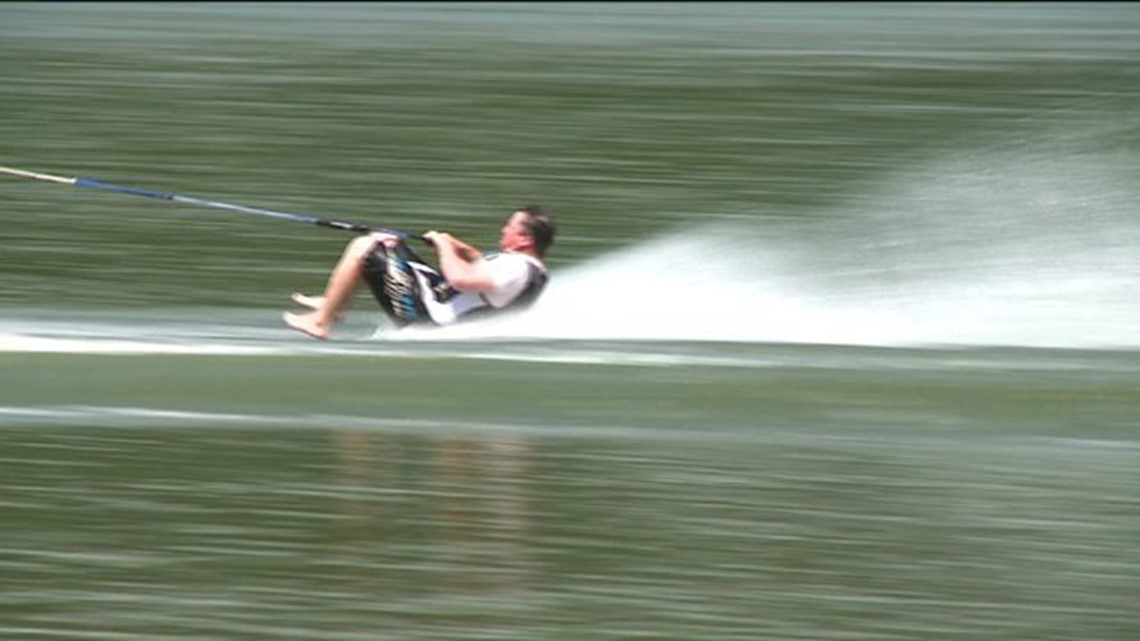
[0,334,285,356]
[0,330,785,368]
[0,405,758,442]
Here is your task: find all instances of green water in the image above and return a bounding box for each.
[2,3,1139,639]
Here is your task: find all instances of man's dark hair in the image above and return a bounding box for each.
[518,205,556,257]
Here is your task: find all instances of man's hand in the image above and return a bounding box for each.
[424,231,482,261]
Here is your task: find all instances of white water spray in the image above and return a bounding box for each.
[408,130,1140,349]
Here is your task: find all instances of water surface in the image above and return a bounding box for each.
[2,3,1139,640]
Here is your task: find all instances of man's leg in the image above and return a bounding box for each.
[284,234,387,339]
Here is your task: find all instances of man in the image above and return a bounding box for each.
[284,205,555,340]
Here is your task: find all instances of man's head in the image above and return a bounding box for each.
[500,205,556,258]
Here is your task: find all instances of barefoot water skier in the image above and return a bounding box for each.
[0,167,556,340]
[284,206,555,340]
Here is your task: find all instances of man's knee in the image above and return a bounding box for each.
[346,235,381,260]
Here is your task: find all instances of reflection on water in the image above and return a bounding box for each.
[329,430,538,603]
[4,423,1136,639]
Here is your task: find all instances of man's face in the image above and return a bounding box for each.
[498,211,533,252]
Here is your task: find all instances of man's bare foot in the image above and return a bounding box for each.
[290,292,344,322]
[291,292,325,310]
[283,311,330,340]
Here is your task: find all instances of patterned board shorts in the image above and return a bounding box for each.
[362,242,449,327]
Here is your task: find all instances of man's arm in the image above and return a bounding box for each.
[423,231,496,293]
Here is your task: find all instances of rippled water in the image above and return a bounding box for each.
[2,3,1139,640]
